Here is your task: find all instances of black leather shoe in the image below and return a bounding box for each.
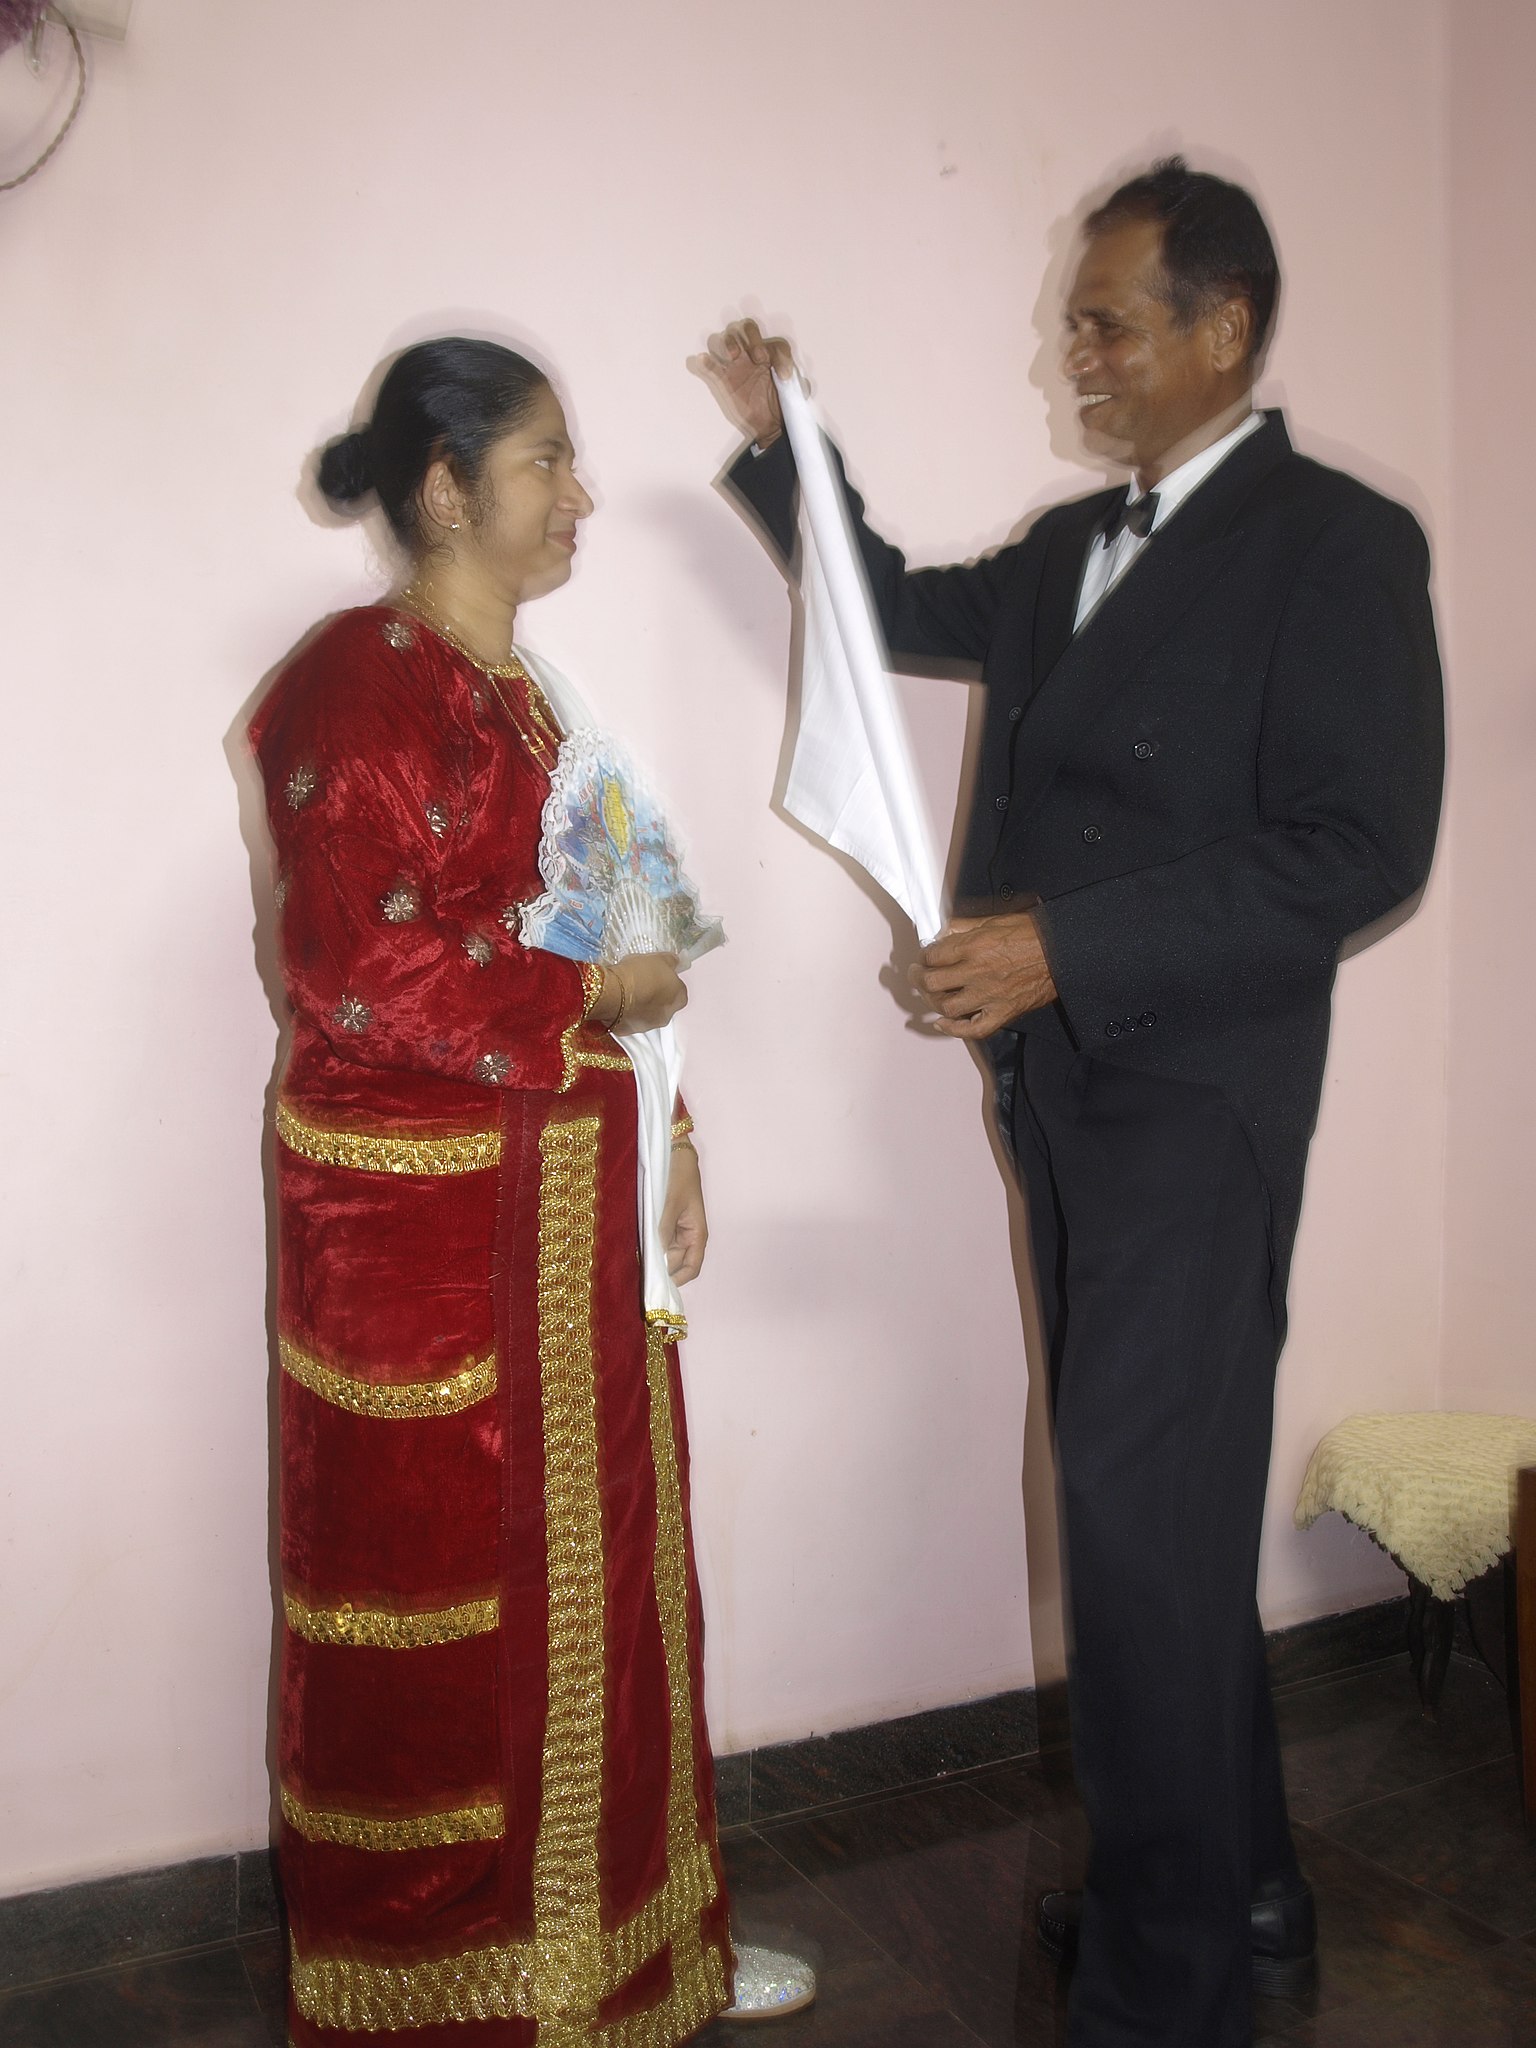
[1036,1881,1317,1998]
[1248,1875,1317,2000]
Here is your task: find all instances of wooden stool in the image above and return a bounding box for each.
[1295,1413,1536,1719]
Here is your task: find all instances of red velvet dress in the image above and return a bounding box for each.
[249,607,731,2046]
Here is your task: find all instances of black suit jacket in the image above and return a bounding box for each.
[726,412,1444,1253]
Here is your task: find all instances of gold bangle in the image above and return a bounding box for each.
[670,1114,695,1143]
[610,971,632,1032]
[671,1134,697,1157]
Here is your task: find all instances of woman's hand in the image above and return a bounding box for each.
[592,954,688,1035]
[661,1143,708,1283]
[689,318,795,449]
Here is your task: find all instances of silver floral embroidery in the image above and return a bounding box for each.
[425,801,452,840]
[462,931,494,966]
[334,994,373,1034]
[274,873,290,911]
[285,763,317,810]
[473,1051,511,1086]
[499,903,522,934]
[381,883,421,924]
[383,619,416,651]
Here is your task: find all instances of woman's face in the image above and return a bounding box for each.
[460,384,594,605]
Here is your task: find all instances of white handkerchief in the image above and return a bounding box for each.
[775,371,946,946]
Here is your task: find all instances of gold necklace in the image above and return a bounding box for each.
[398,584,563,765]
[399,582,526,678]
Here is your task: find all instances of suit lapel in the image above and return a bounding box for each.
[1031,494,1115,694]
[1010,412,1296,824]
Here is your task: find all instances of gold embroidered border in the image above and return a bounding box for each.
[276,1101,501,1175]
[531,1116,608,2022]
[280,1787,504,1852]
[283,1590,498,1650]
[644,1321,709,1999]
[558,1020,634,1095]
[278,1335,497,1419]
[601,1940,730,2048]
[288,1839,718,2031]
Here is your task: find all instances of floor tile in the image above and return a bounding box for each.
[0,1945,270,2047]
[237,1933,287,2046]
[1278,1657,1513,1823]
[698,1829,984,2046]
[1285,1823,1505,2015]
[759,1778,1068,2047]
[0,1857,237,1993]
[1313,1759,1536,1938]
[967,1756,1089,1870]
[1282,1937,1536,2045]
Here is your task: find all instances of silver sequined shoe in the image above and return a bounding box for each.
[721,1942,817,2021]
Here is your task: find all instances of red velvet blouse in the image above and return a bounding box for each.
[250,606,593,1128]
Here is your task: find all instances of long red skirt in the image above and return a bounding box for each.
[273,1056,731,2044]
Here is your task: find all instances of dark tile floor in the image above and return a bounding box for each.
[2,1654,1531,2046]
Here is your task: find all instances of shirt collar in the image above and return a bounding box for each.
[1126,407,1265,530]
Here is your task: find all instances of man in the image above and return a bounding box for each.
[695,157,1443,2048]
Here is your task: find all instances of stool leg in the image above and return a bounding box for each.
[1407,1575,1430,1691]
[1420,1596,1455,1722]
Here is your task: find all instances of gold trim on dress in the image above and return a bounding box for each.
[287,1838,720,2031]
[558,1019,634,1095]
[530,1115,609,2025]
[644,1320,712,2004]
[280,1787,504,1852]
[276,1101,500,1176]
[283,1590,499,1650]
[279,1336,497,1419]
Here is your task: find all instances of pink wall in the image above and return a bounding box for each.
[0,0,1465,1895]
[1440,1,1536,1409]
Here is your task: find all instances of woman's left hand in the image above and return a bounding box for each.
[661,1144,708,1284]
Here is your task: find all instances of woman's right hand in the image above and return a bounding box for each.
[594,954,688,1035]
[689,318,795,449]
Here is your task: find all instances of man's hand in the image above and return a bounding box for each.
[919,913,1058,1038]
[660,1143,708,1284]
[689,317,794,448]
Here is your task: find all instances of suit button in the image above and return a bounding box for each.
[1082,825,1102,843]
[1134,740,1158,759]
[1105,1020,1121,1038]
[1008,705,1023,722]
[1123,1016,1137,1031]
[999,883,1015,900]
[995,794,1008,811]
[1140,1011,1156,1028]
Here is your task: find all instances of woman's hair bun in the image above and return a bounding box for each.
[317,425,376,508]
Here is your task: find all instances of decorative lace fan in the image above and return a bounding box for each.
[518,729,725,967]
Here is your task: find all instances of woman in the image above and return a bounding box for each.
[250,340,804,2044]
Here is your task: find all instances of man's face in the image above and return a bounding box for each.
[1062,218,1241,476]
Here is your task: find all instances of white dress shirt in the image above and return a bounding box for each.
[1073,409,1265,633]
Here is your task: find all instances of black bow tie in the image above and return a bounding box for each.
[1101,490,1159,545]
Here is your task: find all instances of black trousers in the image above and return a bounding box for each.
[1005,1025,1301,2048]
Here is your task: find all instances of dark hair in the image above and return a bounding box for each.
[1085,156,1280,360]
[317,337,550,549]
